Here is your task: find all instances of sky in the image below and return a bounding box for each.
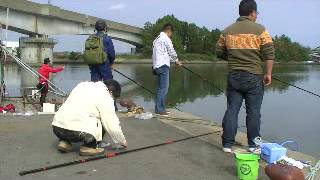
[4,0,320,52]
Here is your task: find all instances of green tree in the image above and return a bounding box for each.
[141,15,220,60]
[142,21,154,57]
[69,51,79,61]
[274,35,310,62]
[142,16,309,62]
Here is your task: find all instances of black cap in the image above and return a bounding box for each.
[44,58,50,64]
[95,20,107,31]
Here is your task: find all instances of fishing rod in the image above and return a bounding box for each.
[19,130,221,176]
[182,65,247,110]
[113,68,183,112]
[272,77,320,98]
[182,65,225,94]
[184,64,320,99]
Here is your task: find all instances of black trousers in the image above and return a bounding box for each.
[37,82,48,107]
[52,126,106,148]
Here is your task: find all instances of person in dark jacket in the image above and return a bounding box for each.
[89,20,116,82]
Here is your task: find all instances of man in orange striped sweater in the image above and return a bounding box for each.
[216,0,275,154]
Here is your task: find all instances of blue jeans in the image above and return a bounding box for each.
[222,71,264,148]
[154,65,170,113]
[89,61,113,82]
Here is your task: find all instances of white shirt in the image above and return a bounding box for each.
[52,81,126,145]
[152,32,178,69]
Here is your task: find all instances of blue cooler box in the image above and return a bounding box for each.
[261,143,287,164]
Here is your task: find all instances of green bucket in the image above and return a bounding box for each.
[235,153,260,180]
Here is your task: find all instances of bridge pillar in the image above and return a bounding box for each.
[19,37,57,64]
[131,47,143,55]
[136,47,143,55]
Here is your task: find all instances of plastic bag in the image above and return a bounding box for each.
[13,111,35,116]
[135,112,153,120]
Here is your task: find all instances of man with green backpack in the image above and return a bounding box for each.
[84,20,115,81]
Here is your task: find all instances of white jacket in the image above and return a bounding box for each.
[152,32,178,69]
[52,81,126,145]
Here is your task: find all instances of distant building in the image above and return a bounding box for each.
[310,47,320,62]
[4,41,19,56]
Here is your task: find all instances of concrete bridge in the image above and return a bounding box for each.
[0,0,143,64]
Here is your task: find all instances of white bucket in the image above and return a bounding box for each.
[43,103,55,113]
[31,90,40,98]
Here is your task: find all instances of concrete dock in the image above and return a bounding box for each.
[0,110,317,180]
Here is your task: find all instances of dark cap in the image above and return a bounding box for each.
[95,20,107,31]
[44,58,50,64]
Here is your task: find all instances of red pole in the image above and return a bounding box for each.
[19,130,221,176]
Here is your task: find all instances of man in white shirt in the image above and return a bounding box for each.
[52,80,127,156]
[152,23,182,116]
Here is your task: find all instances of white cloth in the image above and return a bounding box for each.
[152,32,178,69]
[52,81,126,145]
[278,156,308,169]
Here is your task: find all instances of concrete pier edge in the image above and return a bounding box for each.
[137,108,319,177]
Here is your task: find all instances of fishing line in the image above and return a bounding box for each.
[113,68,183,112]
[182,65,225,94]
[19,130,221,176]
[183,65,320,99]
[272,77,320,98]
[182,65,247,110]
[184,64,320,99]
[306,160,320,180]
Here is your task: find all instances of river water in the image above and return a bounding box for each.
[3,63,320,158]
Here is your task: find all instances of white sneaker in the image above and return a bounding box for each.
[222,147,233,154]
[248,147,261,155]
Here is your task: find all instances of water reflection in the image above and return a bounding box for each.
[4,64,310,99]
[130,64,310,107]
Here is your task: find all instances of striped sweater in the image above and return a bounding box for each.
[216,16,275,75]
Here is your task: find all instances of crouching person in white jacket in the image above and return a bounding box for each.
[52,80,127,156]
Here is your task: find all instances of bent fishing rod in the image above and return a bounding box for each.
[113,69,183,112]
[19,130,221,176]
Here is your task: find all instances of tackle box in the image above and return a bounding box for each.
[261,143,287,164]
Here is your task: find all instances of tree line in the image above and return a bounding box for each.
[142,15,310,62]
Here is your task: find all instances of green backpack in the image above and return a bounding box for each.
[83,34,107,65]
